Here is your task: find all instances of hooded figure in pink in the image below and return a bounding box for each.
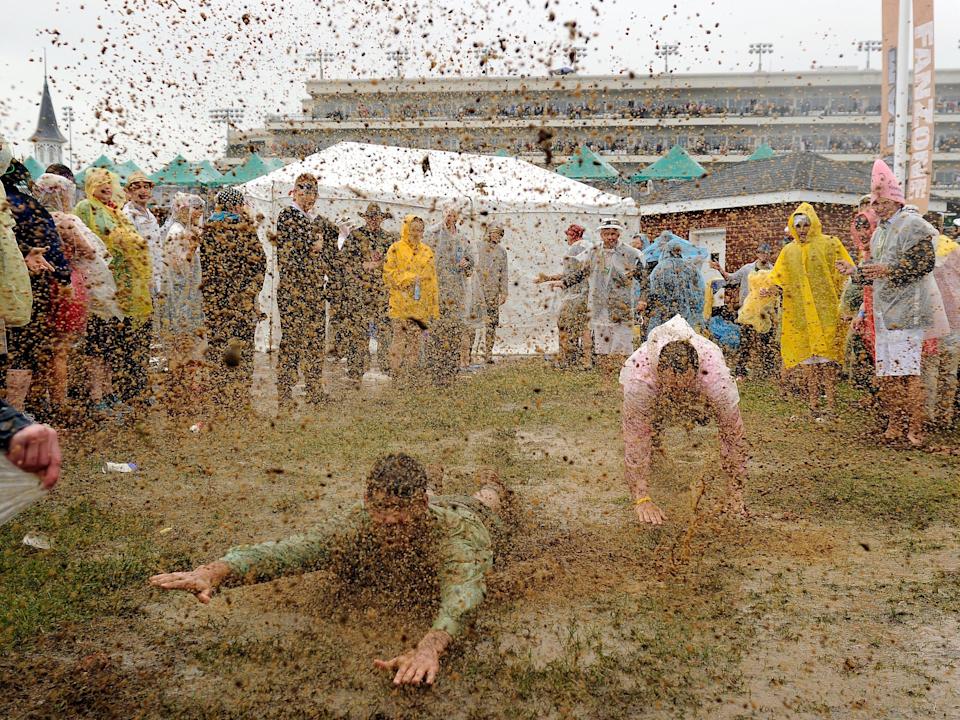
[839,159,944,446]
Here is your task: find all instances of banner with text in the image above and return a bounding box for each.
[880,0,900,158]
[906,0,935,213]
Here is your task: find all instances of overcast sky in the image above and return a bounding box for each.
[3,0,960,170]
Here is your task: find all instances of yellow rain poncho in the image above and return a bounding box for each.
[936,234,959,258]
[74,169,153,324]
[383,215,439,324]
[737,268,779,333]
[769,203,853,368]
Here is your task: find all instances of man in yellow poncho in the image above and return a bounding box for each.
[383,215,439,383]
[765,202,852,416]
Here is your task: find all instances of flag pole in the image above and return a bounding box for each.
[892,0,911,186]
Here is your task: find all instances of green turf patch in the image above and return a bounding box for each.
[0,499,179,652]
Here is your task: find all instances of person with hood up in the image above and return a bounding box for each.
[1,156,72,415]
[34,172,120,416]
[198,188,266,412]
[837,161,946,445]
[383,215,439,384]
[848,198,880,354]
[764,202,853,416]
[159,192,206,412]
[74,168,153,412]
[0,138,33,410]
[929,231,960,424]
[647,238,705,333]
[583,218,647,368]
[620,315,748,526]
[536,223,593,369]
[426,203,473,385]
[33,173,95,420]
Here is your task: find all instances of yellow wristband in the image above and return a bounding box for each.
[634,496,652,506]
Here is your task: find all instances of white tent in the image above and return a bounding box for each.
[241,141,638,354]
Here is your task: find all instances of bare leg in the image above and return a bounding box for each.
[881,377,904,441]
[49,341,69,409]
[581,325,594,369]
[460,332,472,368]
[921,351,940,422]
[4,369,32,411]
[88,357,109,404]
[822,364,838,414]
[556,323,571,367]
[905,375,925,447]
[804,364,819,412]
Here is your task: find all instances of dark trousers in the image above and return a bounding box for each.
[736,324,777,377]
[115,317,152,403]
[428,315,464,386]
[482,302,501,360]
[207,319,255,410]
[277,312,325,402]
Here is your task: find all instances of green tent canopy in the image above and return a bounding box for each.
[149,154,186,184]
[23,156,45,180]
[74,154,117,186]
[150,155,222,186]
[555,146,619,181]
[629,145,706,182]
[114,159,143,183]
[209,153,285,186]
[748,143,776,161]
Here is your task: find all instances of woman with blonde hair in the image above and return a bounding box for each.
[383,215,439,384]
[74,168,153,413]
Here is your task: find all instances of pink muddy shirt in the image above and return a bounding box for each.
[619,315,747,483]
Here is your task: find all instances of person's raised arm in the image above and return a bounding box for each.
[710,260,732,281]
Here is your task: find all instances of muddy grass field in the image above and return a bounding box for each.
[2,359,959,719]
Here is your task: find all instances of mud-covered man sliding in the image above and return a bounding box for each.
[150,454,506,686]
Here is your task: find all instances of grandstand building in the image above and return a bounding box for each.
[229,68,960,200]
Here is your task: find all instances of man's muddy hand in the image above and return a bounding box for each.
[148,562,230,604]
[374,646,440,686]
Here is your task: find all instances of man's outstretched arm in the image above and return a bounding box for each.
[149,524,347,601]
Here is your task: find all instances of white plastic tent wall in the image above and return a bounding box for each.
[241,141,638,354]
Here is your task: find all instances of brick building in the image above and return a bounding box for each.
[637,152,947,272]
